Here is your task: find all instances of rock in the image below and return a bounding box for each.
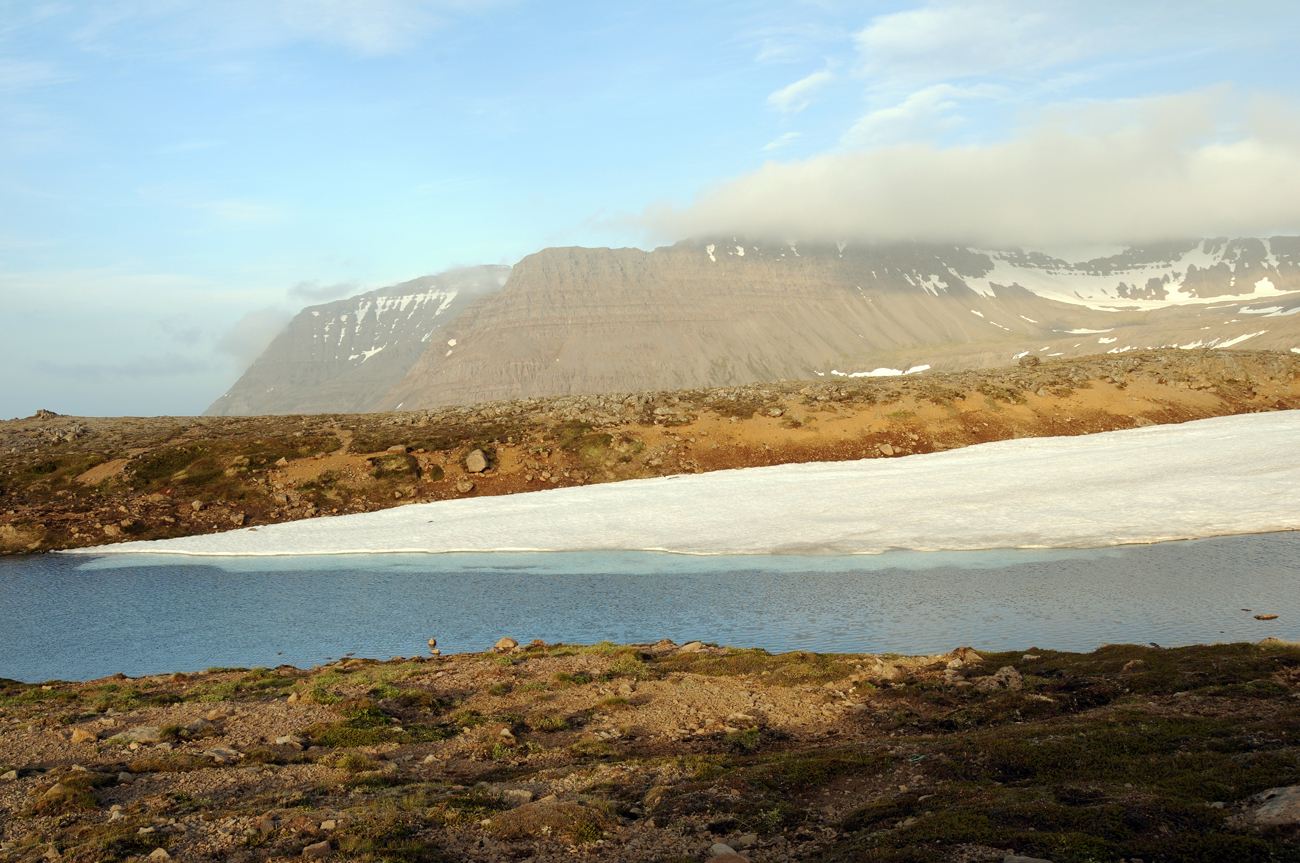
[1122,659,1146,671]
[275,735,304,746]
[1018,354,1042,367]
[766,408,783,417]
[712,855,746,863]
[494,636,519,652]
[44,782,68,798]
[302,840,331,858]
[286,692,299,703]
[70,727,97,744]
[876,663,906,682]
[122,726,161,742]
[1,770,17,781]
[190,500,203,512]
[387,444,409,453]
[1255,614,1279,620]
[102,524,121,537]
[677,641,705,653]
[456,480,475,494]
[148,849,171,860]
[975,666,1024,692]
[203,746,242,763]
[734,833,758,848]
[878,443,894,456]
[1247,785,1300,826]
[275,457,289,467]
[1004,857,1053,863]
[427,637,438,649]
[422,754,438,764]
[710,843,737,857]
[320,819,336,830]
[465,449,489,473]
[185,718,213,733]
[118,772,134,784]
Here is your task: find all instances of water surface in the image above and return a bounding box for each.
[2,532,1297,682]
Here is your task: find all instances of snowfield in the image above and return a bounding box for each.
[70,411,1300,558]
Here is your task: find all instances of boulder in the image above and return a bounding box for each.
[148,849,171,860]
[456,480,475,493]
[494,636,519,653]
[121,726,161,742]
[465,449,489,473]
[677,641,705,654]
[70,727,97,744]
[1247,785,1300,827]
[302,840,331,858]
[1018,354,1042,367]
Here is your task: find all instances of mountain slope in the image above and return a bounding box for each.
[205,266,509,416]
[374,238,1300,410]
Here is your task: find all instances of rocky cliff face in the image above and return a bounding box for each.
[205,266,509,416]
[373,238,1300,410]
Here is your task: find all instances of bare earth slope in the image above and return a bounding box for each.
[375,238,1300,411]
[2,349,1297,554]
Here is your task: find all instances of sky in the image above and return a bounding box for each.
[3,0,1299,418]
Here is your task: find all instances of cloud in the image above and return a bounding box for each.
[643,90,1300,248]
[215,308,293,370]
[842,83,1003,146]
[0,58,71,92]
[855,2,1094,84]
[35,352,211,380]
[762,131,802,152]
[289,279,360,301]
[767,69,834,114]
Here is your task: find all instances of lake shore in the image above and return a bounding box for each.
[2,637,1299,862]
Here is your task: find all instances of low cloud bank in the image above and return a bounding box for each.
[215,308,293,371]
[646,91,1300,247]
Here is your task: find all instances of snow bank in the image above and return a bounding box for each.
[69,411,1300,557]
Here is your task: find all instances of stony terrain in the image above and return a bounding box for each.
[2,349,1298,554]
[1,637,1299,862]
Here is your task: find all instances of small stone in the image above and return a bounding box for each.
[1122,659,1146,671]
[766,408,783,417]
[710,843,737,857]
[975,666,1024,692]
[387,444,409,453]
[122,726,161,742]
[185,718,212,733]
[70,727,97,744]
[427,637,437,649]
[494,636,518,652]
[286,692,299,703]
[422,754,438,764]
[302,840,331,858]
[677,641,704,654]
[1018,354,1042,367]
[878,443,894,456]
[504,789,533,806]
[117,772,134,784]
[44,783,68,798]
[190,500,203,511]
[734,833,758,848]
[275,457,289,467]
[148,849,171,860]
[712,855,746,863]
[465,449,489,473]
[1,770,17,781]
[456,480,475,494]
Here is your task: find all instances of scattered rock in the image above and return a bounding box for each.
[1004,856,1052,863]
[1018,355,1042,367]
[428,637,438,649]
[456,480,475,493]
[1255,614,1279,620]
[876,663,906,682]
[148,849,171,860]
[878,443,894,456]
[733,833,758,848]
[302,840,331,858]
[1122,659,1146,671]
[766,408,783,417]
[0,770,17,781]
[190,500,204,512]
[494,636,519,652]
[465,449,489,473]
[320,820,336,831]
[712,855,746,863]
[954,647,984,662]
[43,783,68,799]
[387,444,409,453]
[275,457,289,467]
[203,746,242,763]
[677,641,705,654]
[975,666,1024,692]
[710,843,737,858]
[504,789,534,807]
[102,524,121,537]
[117,773,134,784]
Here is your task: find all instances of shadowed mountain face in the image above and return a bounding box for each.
[204,266,510,416]
[372,238,1300,411]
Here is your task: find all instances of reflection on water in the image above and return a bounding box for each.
[1,533,1297,682]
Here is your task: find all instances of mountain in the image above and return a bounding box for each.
[204,265,509,416]
[373,237,1300,410]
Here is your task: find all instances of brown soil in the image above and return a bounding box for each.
[1,639,1298,862]
[2,348,1298,554]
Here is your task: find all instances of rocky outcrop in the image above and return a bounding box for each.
[205,266,510,416]
[374,238,1300,410]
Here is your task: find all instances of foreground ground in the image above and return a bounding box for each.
[2,349,1298,554]
[1,638,1299,862]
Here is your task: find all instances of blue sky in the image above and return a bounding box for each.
[3,0,1299,417]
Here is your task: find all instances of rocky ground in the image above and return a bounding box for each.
[1,637,1299,862]
[2,349,1298,554]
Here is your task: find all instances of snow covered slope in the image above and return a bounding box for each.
[205,266,510,416]
[72,410,1300,557]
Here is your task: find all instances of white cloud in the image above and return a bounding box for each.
[215,308,293,370]
[767,69,834,114]
[842,83,1003,146]
[762,131,802,152]
[644,90,1300,248]
[0,57,71,92]
[289,279,360,301]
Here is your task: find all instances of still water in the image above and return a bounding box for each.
[2,532,1298,683]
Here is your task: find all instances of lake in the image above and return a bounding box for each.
[3,531,1298,682]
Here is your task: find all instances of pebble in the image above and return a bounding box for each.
[710,843,737,857]
[320,820,336,831]
[456,480,475,493]
[465,449,489,473]
[0,770,16,781]
[117,772,134,784]
[148,849,171,860]
[878,443,894,456]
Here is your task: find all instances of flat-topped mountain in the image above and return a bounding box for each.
[204,265,509,416]
[375,237,1300,410]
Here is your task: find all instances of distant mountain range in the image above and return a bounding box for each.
[206,238,1300,415]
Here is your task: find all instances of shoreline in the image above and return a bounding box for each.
[2,637,1299,862]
